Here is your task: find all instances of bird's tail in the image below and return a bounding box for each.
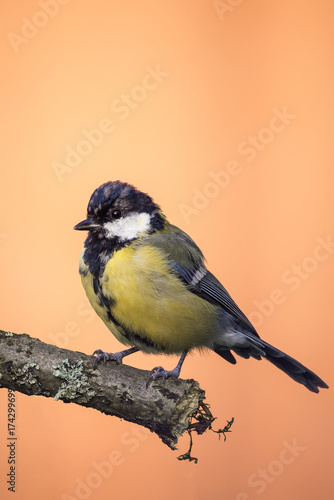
[214,332,328,393]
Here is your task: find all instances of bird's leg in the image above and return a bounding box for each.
[93,346,139,367]
[146,350,188,388]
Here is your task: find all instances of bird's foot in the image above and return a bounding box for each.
[93,349,124,367]
[146,365,180,388]
[92,347,139,368]
[146,351,188,389]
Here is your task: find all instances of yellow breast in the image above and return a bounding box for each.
[96,243,219,354]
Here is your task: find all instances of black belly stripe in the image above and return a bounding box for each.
[82,236,157,350]
[111,312,156,350]
[110,309,156,349]
[93,275,156,350]
[92,275,115,322]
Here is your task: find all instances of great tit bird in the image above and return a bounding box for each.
[74,180,328,393]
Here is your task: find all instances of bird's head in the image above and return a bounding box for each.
[74,181,166,243]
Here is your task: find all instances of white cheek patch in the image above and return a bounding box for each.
[103,212,151,241]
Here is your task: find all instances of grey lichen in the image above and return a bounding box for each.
[0,331,208,451]
[15,362,40,386]
[53,358,96,403]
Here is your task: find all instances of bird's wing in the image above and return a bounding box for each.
[145,224,258,336]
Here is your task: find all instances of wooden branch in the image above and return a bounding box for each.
[0,330,206,450]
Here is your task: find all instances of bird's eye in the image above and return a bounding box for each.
[111,209,121,219]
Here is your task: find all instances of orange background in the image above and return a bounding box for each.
[0,1,333,499]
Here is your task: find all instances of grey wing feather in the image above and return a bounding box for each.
[194,270,259,336]
[143,226,329,392]
[147,225,258,336]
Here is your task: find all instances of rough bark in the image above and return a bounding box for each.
[0,330,206,449]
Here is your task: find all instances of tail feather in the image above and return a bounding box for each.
[214,333,329,393]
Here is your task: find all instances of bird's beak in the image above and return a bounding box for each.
[73,218,101,231]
